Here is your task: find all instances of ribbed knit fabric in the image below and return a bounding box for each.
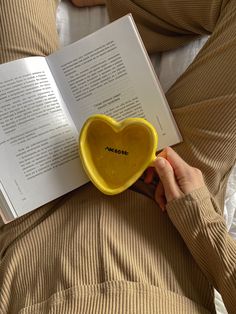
[0,185,216,313]
[0,0,236,313]
[107,0,236,211]
[0,0,59,63]
[167,187,236,314]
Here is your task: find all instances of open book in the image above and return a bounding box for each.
[0,15,181,223]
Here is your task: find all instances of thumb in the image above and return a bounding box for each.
[154,157,183,202]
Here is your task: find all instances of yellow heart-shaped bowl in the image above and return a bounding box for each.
[79,114,158,195]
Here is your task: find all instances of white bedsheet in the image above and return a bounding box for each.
[57,2,236,313]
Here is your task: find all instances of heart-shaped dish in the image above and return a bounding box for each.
[79,114,158,195]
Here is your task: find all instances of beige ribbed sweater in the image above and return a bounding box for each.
[1,184,236,313]
[1,0,236,313]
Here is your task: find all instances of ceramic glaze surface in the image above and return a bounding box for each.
[79,115,158,194]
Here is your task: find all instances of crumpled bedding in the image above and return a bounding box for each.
[57,2,236,313]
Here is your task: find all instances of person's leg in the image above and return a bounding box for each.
[106,0,229,53]
[0,0,59,64]
[71,0,105,7]
[166,0,236,211]
[107,0,236,211]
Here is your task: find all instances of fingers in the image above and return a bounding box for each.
[161,147,189,179]
[144,167,155,184]
[148,147,206,208]
[155,147,205,199]
[154,157,184,202]
[154,181,166,211]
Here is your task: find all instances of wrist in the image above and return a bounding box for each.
[166,186,221,230]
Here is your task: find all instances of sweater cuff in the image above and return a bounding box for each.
[166,186,223,231]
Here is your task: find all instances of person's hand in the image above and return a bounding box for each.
[71,0,105,7]
[145,147,206,210]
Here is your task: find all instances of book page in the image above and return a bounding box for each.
[47,15,182,150]
[0,57,87,219]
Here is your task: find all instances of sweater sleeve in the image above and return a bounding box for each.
[166,186,236,314]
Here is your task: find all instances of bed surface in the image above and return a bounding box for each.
[57,2,236,313]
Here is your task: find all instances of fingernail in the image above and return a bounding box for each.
[155,157,165,168]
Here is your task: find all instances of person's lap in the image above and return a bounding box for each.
[0,183,216,312]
